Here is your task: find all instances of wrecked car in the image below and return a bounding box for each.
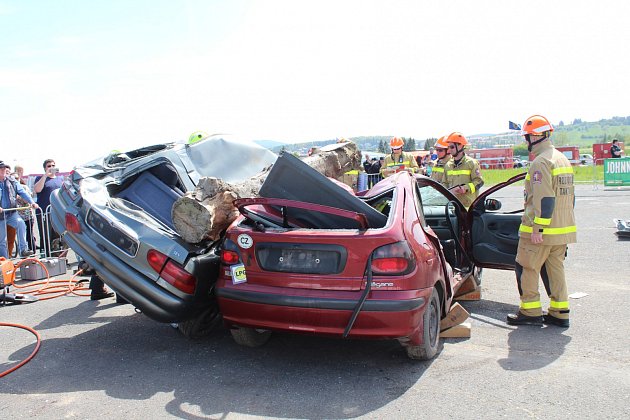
[614,219,630,238]
[216,153,525,360]
[49,135,277,337]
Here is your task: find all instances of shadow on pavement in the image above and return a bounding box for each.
[497,327,571,371]
[460,298,572,371]
[5,301,433,419]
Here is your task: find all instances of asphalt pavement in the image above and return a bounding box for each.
[1,185,629,419]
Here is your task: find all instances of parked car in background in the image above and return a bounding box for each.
[580,153,594,165]
[216,152,525,360]
[512,157,528,168]
[50,135,277,338]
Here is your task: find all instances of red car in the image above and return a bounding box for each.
[216,153,524,360]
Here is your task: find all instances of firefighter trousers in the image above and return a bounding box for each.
[514,238,570,319]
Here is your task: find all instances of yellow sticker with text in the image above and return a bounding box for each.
[231,264,247,284]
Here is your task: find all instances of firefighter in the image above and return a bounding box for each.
[381,137,420,178]
[443,132,483,208]
[506,115,577,327]
[430,136,451,185]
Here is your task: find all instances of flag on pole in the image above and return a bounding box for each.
[508,121,521,130]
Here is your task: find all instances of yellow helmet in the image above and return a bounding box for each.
[188,131,209,144]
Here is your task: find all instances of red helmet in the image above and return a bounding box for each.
[522,115,554,135]
[390,137,404,148]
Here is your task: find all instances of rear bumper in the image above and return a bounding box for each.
[216,283,431,340]
[49,191,209,323]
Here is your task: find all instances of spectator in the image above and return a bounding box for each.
[4,163,38,257]
[362,154,372,173]
[611,139,623,158]
[365,157,381,188]
[429,147,438,161]
[14,164,26,183]
[33,158,63,257]
[0,160,39,259]
[16,173,37,252]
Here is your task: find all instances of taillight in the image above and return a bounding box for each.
[221,250,240,265]
[220,238,242,266]
[147,249,167,272]
[65,213,82,233]
[147,249,197,294]
[370,241,416,275]
[161,261,196,294]
[372,258,408,273]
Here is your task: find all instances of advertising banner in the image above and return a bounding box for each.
[604,157,630,186]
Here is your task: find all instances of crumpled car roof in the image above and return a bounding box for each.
[187,135,278,183]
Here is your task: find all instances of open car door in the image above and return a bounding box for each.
[467,173,526,270]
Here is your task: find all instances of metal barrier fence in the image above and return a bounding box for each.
[35,205,67,258]
[1,205,66,259]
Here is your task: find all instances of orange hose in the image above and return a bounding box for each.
[9,258,91,299]
[0,322,42,378]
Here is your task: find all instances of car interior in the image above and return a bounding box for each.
[108,163,187,229]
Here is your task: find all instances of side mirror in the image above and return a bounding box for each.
[485,198,502,211]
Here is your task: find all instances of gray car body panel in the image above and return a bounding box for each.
[50,135,277,322]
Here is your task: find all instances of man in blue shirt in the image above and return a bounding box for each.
[0,160,39,258]
[33,159,64,257]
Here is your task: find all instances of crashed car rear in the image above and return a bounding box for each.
[50,135,277,336]
[216,152,524,360]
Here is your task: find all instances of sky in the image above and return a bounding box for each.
[2,0,629,173]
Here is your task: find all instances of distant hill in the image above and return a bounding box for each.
[554,116,630,146]
[254,116,630,153]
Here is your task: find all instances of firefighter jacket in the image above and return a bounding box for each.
[430,155,451,185]
[519,141,577,245]
[444,154,483,208]
[381,152,419,178]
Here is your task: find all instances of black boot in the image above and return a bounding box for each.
[90,290,114,300]
[543,314,570,328]
[506,312,543,326]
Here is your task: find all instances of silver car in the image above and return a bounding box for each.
[50,135,277,336]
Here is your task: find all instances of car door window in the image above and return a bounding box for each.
[415,184,458,240]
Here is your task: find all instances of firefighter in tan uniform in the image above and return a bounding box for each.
[381,136,420,178]
[507,115,577,327]
[443,132,484,208]
[430,136,450,185]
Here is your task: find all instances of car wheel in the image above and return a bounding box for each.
[178,305,222,340]
[406,288,441,360]
[230,327,272,347]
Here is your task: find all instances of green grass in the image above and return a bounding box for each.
[483,165,604,186]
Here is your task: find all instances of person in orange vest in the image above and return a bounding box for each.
[380,137,419,178]
[507,115,577,327]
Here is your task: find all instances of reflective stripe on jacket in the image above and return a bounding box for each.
[381,152,419,177]
[444,154,484,208]
[430,155,450,184]
[519,141,577,245]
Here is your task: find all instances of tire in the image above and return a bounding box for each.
[406,288,441,360]
[178,305,222,339]
[230,327,272,347]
